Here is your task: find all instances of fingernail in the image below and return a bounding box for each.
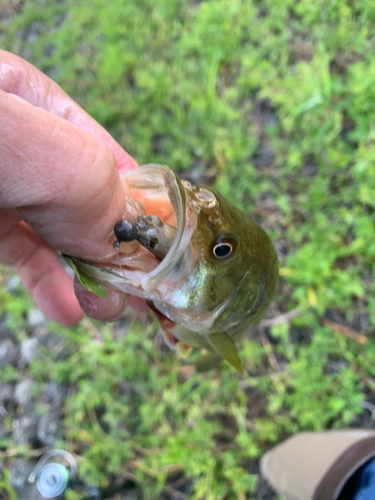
[75,281,98,314]
[74,277,128,321]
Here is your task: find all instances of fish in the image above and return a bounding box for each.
[65,164,279,373]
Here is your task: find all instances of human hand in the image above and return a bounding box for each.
[0,50,146,325]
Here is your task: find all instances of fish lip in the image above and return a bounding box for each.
[123,164,188,292]
[114,164,201,298]
[67,165,197,298]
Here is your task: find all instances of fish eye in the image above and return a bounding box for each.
[213,242,233,258]
[210,236,237,261]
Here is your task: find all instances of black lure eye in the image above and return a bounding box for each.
[149,238,158,249]
[210,236,237,261]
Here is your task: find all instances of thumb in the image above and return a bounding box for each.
[0,89,130,261]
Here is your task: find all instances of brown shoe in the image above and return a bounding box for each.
[260,430,375,500]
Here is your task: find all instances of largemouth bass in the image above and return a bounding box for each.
[66,164,279,373]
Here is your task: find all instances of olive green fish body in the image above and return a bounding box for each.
[66,164,279,373]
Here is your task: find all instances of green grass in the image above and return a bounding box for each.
[2,0,375,498]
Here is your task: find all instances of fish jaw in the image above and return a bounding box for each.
[155,318,243,374]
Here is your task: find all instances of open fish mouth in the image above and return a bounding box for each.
[66,164,199,313]
[116,164,191,291]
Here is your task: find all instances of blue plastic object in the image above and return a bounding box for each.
[36,463,70,499]
[28,449,77,499]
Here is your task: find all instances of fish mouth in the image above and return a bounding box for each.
[67,164,199,303]
[120,164,202,295]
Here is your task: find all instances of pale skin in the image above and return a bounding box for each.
[0,50,148,325]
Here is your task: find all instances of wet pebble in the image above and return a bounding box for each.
[0,322,12,342]
[35,328,63,350]
[12,415,39,445]
[0,382,13,402]
[42,382,66,407]
[43,42,55,57]
[254,143,275,167]
[0,339,18,367]
[0,422,7,439]
[17,21,43,45]
[14,378,35,408]
[0,382,16,416]
[20,338,39,364]
[6,274,21,291]
[27,309,46,329]
[37,411,60,446]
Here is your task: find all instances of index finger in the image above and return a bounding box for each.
[0,49,137,172]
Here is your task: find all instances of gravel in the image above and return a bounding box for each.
[0,304,70,498]
[10,458,40,500]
